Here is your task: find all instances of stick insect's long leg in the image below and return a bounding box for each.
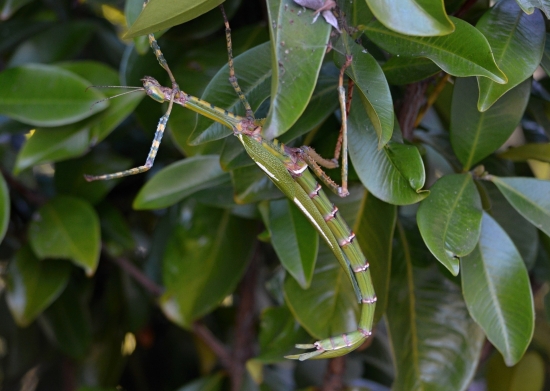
[85,0,179,182]
[219,5,255,121]
[299,55,353,197]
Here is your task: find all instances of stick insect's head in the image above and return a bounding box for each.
[141,76,166,103]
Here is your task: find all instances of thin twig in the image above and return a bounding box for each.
[321,356,346,391]
[397,81,428,141]
[230,245,260,391]
[192,321,233,370]
[107,254,164,297]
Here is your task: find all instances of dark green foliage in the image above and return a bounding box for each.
[1,0,550,389]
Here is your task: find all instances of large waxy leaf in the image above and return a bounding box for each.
[5,246,71,327]
[364,17,507,84]
[365,0,454,36]
[516,0,550,18]
[486,350,545,391]
[231,164,282,204]
[348,90,428,205]
[0,172,9,243]
[188,42,272,145]
[40,284,92,359]
[382,56,441,85]
[489,176,550,237]
[0,64,107,127]
[450,77,530,170]
[14,126,90,174]
[29,196,100,276]
[461,213,534,366]
[498,143,550,163]
[540,33,550,76]
[133,156,229,210]
[476,0,545,111]
[160,205,255,328]
[125,0,224,38]
[263,0,331,139]
[283,192,367,340]
[7,21,95,67]
[353,190,396,323]
[256,306,310,362]
[268,198,318,289]
[484,182,538,269]
[284,237,359,339]
[0,0,33,19]
[388,223,485,391]
[334,33,393,147]
[417,174,482,276]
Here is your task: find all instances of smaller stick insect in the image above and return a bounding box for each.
[86,3,375,360]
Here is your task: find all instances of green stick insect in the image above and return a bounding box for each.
[86,3,376,361]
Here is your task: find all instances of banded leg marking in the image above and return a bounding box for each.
[353,261,369,273]
[220,5,254,121]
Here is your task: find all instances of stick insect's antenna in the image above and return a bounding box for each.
[86,86,145,110]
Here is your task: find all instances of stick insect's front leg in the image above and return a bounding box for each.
[298,55,353,197]
[84,0,180,182]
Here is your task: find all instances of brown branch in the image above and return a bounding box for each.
[192,321,233,370]
[230,245,260,391]
[397,81,428,141]
[321,356,346,391]
[454,0,479,18]
[107,253,164,297]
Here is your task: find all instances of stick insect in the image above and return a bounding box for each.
[85,2,376,361]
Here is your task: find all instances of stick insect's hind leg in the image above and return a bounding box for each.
[84,0,179,182]
[219,5,255,121]
[298,55,354,197]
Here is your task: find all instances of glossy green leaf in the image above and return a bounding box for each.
[498,143,550,163]
[263,0,331,139]
[58,61,144,143]
[40,284,92,359]
[256,306,310,362]
[516,0,550,18]
[540,33,550,76]
[5,246,71,327]
[125,0,224,38]
[174,373,225,391]
[334,33,393,147]
[476,0,545,111]
[365,0,454,36]
[0,64,107,127]
[188,42,271,145]
[231,164,282,204]
[364,17,507,84]
[54,151,132,206]
[0,0,33,19]
[279,62,340,142]
[268,198,318,289]
[450,77,530,170]
[8,21,95,67]
[461,213,534,366]
[353,190,396,323]
[484,182,538,269]
[133,156,229,210]
[388,223,485,391]
[0,171,9,243]
[29,196,100,275]
[490,176,550,237]
[417,174,482,275]
[486,350,545,391]
[284,238,359,339]
[348,90,428,205]
[160,205,255,328]
[382,56,441,85]
[14,126,89,174]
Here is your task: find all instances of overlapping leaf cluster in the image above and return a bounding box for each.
[0,0,549,390]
